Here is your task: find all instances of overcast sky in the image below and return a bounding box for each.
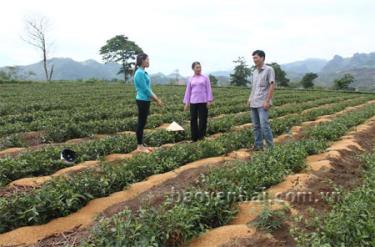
[0,0,374,75]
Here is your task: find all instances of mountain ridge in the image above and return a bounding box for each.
[1,52,374,89]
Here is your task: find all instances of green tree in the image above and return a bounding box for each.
[0,71,10,81]
[6,66,20,80]
[209,74,218,86]
[334,73,354,90]
[300,73,318,89]
[0,66,25,81]
[230,57,251,86]
[100,35,143,83]
[267,62,289,87]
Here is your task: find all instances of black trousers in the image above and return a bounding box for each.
[190,103,208,142]
[136,100,150,145]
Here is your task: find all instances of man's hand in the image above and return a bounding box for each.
[247,99,251,107]
[263,101,271,110]
[184,104,189,111]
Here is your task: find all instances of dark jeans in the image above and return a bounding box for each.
[136,100,150,145]
[190,103,208,142]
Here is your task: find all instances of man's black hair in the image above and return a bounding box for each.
[252,50,266,58]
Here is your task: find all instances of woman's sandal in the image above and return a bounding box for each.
[142,145,154,152]
[136,147,152,153]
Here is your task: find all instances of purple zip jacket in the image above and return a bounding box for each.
[183,74,213,104]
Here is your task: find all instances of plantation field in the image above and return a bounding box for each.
[1,82,375,246]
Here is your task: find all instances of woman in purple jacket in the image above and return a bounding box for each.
[183,62,214,142]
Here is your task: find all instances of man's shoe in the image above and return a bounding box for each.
[251,145,263,151]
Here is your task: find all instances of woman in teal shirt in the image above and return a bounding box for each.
[133,53,163,153]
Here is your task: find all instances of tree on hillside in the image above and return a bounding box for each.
[22,16,54,82]
[0,67,18,80]
[230,57,251,86]
[300,73,318,89]
[334,73,354,90]
[100,35,143,83]
[0,71,10,81]
[174,69,179,84]
[209,74,218,86]
[0,66,35,81]
[267,62,289,87]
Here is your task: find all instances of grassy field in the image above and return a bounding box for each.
[1,82,375,246]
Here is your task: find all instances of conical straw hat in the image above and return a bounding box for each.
[166,121,184,131]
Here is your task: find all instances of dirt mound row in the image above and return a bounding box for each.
[188,116,375,247]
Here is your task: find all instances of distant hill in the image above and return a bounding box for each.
[0,58,122,81]
[316,53,375,89]
[0,57,188,83]
[282,58,328,73]
[150,72,187,85]
[281,53,375,90]
[281,58,328,81]
[209,53,375,90]
[1,53,374,90]
[210,71,231,77]
[209,59,329,86]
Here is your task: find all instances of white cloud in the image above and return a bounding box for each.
[0,0,374,75]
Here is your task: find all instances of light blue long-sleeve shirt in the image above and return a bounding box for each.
[134,67,154,101]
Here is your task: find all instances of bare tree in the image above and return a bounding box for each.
[22,16,54,81]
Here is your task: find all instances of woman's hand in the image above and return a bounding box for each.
[184,104,189,111]
[152,94,163,107]
[156,98,163,107]
[207,101,212,108]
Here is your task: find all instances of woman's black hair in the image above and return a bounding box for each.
[191,61,201,70]
[134,53,149,74]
